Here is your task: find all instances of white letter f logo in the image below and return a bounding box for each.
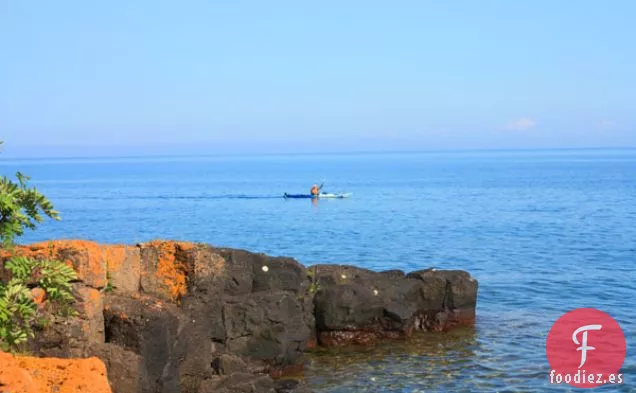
[572,324,602,368]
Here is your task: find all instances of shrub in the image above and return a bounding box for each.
[0,257,77,352]
[0,140,68,352]
[6,256,77,302]
[0,280,36,351]
[0,140,60,246]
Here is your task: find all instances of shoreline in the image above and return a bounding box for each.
[0,239,478,393]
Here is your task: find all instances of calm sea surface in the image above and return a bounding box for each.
[2,149,635,392]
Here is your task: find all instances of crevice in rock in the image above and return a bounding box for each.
[104,314,114,344]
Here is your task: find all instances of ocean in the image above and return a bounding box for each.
[2,148,635,392]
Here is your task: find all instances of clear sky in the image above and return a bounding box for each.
[1,0,635,157]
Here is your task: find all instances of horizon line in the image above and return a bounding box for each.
[1,145,636,161]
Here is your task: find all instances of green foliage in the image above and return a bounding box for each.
[306,266,321,296]
[0,140,60,246]
[36,259,77,302]
[307,281,321,295]
[0,257,77,352]
[0,280,36,351]
[0,174,60,246]
[104,271,115,293]
[0,141,69,351]
[5,256,77,302]
[4,255,31,282]
[35,316,51,330]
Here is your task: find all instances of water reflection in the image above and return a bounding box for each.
[304,328,482,392]
[302,312,634,393]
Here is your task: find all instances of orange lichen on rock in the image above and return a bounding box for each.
[144,240,191,302]
[0,351,112,393]
[0,248,13,260]
[194,249,226,282]
[89,289,101,301]
[102,244,141,294]
[74,287,105,344]
[7,240,107,289]
[175,241,195,252]
[30,287,47,305]
[101,245,127,268]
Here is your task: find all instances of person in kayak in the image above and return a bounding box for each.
[310,183,323,197]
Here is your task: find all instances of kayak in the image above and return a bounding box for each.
[319,192,352,199]
[283,193,351,199]
[283,192,351,199]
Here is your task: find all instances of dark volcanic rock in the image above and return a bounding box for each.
[28,283,105,358]
[222,292,309,364]
[199,373,276,393]
[314,283,384,330]
[99,245,316,391]
[275,379,313,393]
[103,294,187,393]
[4,239,478,393]
[311,264,478,346]
[90,343,146,393]
[407,268,479,324]
[212,248,309,295]
[211,354,249,375]
[183,247,314,378]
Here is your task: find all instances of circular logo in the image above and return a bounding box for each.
[546,308,626,388]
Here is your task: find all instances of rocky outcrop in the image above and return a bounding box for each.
[1,240,478,393]
[0,351,112,393]
[311,265,477,346]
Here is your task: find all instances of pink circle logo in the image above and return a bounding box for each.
[546,308,626,388]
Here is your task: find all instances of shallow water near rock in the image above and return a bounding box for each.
[3,148,635,392]
[304,328,481,392]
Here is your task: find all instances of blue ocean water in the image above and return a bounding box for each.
[1,148,635,392]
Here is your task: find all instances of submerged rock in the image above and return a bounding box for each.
[274,379,313,393]
[1,240,479,393]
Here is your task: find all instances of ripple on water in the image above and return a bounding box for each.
[10,151,636,392]
[306,306,634,393]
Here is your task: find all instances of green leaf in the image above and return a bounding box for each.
[0,144,60,245]
[0,256,77,352]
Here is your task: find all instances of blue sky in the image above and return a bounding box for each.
[1,0,635,157]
